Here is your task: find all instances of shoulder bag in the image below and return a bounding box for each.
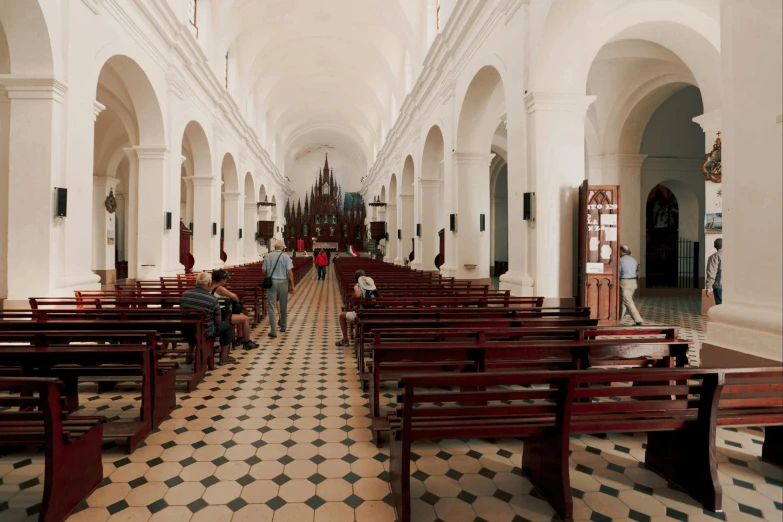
[263,252,283,289]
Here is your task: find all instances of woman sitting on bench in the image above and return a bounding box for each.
[336,271,381,346]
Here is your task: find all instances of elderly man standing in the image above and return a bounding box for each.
[619,245,644,326]
[264,239,295,338]
[706,238,723,305]
[181,272,236,366]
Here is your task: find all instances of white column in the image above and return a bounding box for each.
[427,0,439,46]
[125,147,168,280]
[244,202,257,261]
[222,192,241,265]
[3,79,75,301]
[92,176,120,283]
[500,120,535,295]
[418,179,441,271]
[385,203,397,263]
[0,90,9,300]
[525,91,595,302]
[706,0,783,362]
[189,176,215,272]
[598,154,647,269]
[398,194,414,265]
[452,152,493,280]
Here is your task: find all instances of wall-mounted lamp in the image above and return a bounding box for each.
[449,214,457,232]
[220,228,225,240]
[189,222,194,235]
[479,214,486,232]
[55,188,68,217]
[165,212,172,230]
[397,229,402,240]
[416,224,421,237]
[212,223,217,236]
[523,192,535,221]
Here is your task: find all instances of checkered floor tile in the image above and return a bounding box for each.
[0,272,779,522]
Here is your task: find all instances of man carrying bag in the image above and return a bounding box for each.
[263,240,295,338]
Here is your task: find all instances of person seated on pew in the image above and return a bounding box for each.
[336,272,381,347]
[210,269,258,350]
[182,272,237,366]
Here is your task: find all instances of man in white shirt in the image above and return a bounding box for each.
[263,240,295,338]
[706,238,723,305]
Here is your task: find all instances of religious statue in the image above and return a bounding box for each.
[702,132,722,183]
[315,226,321,236]
[329,226,335,236]
[315,215,321,224]
[303,223,309,236]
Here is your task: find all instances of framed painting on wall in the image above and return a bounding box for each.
[705,213,722,234]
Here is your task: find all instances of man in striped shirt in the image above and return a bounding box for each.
[181,272,236,365]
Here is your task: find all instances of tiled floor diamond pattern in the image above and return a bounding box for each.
[0,273,778,521]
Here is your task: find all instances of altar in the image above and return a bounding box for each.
[284,154,366,252]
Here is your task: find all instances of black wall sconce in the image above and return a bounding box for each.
[239,228,243,239]
[220,228,225,239]
[212,223,217,236]
[416,224,421,237]
[397,229,402,240]
[55,188,68,217]
[523,192,535,221]
[385,232,389,241]
[480,214,486,232]
[189,222,194,235]
[165,212,172,230]
[449,214,457,232]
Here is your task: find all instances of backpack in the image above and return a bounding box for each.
[361,289,383,309]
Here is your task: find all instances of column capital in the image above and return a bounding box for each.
[187,176,215,187]
[93,100,106,121]
[419,179,443,189]
[692,109,721,136]
[245,202,258,210]
[601,153,648,169]
[524,91,596,114]
[93,176,120,189]
[399,194,414,202]
[2,77,68,103]
[222,192,242,202]
[452,152,494,166]
[124,146,169,161]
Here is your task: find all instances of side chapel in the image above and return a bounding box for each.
[284,155,366,252]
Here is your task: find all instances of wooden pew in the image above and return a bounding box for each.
[389,367,783,522]
[0,330,175,428]
[0,377,104,522]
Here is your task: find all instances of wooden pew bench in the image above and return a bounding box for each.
[389,367,783,522]
[0,377,104,522]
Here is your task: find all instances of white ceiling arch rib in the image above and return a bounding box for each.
[211,0,426,189]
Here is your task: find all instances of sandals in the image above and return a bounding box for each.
[335,339,350,347]
[217,357,238,366]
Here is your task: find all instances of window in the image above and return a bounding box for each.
[188,0,198,38]
[224,52,229,89]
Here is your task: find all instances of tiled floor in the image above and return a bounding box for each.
[0,271,779,522]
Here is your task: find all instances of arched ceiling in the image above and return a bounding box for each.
[212,0,426,181]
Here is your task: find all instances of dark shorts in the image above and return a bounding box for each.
[213,321,233,346]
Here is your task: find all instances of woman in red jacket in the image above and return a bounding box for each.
[315,249,329,280]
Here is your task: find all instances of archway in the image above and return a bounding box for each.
[400,157,415,264]
[419,125,445,270]
[490,152,508,281]
[645,185,679,287]
[92,55,165,283]
[220,153,240,265]
[386,174,398,263]
[455,65,506,279]
[181,121,213,271]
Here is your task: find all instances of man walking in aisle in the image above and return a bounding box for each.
[315,249,329,280]
[619,245,643,326]
[706,238,723,305]
[264,239,295,338]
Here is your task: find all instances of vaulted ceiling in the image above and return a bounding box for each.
[211,0,428,181]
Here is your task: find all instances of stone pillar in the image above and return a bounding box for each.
[3,79,70,301]
[92,176,120,284]
[398,194,414,265]
[452,152,494,280]
[705,0,782,363]
[222,192,241,265]
[500,120,535,295]
[377,205,387,259]
[598,154,647,275]
[244,202,257,261]
[418,179,442,271]
[125,147,169,280]
[385,203,397,263]
[189,176,215,272]
[525,92,595,302]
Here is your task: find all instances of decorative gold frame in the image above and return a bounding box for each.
[702,132,722,183]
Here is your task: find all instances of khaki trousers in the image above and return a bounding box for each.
[267,280,289,335]
[620,279,643,323]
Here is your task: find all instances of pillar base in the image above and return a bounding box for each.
[706,302,783,363]
[410,260,422,270]
[499,270,535,297]
[92,269,117,285]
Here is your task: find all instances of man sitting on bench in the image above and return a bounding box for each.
[182,272,236,365]
[336,271,380,346]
